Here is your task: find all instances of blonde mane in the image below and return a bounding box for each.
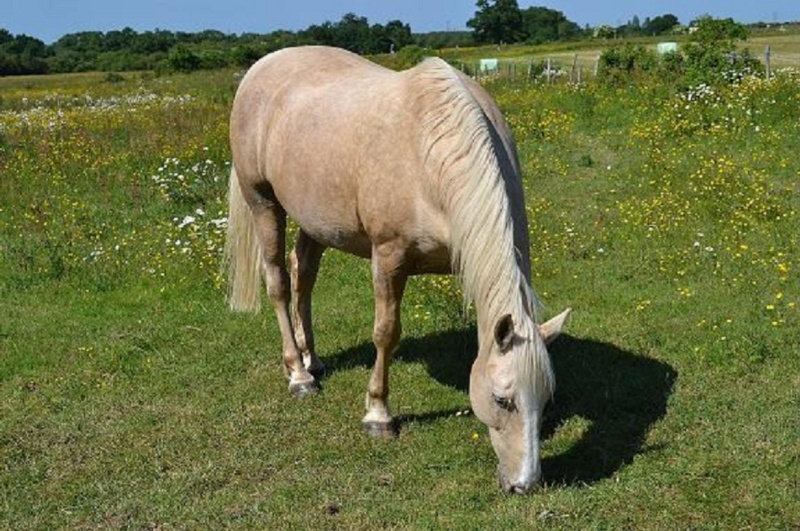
[413,58,555,397]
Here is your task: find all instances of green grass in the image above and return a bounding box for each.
[1,59,799,529]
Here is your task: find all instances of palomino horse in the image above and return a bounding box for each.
[226,46,570,494]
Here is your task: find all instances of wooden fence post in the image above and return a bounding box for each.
[571,54,578,83]
[765,45,772,80]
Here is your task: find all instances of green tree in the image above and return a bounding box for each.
[0,28,13,46]
[690,15,748,44]
[53,32,104,55]
[333,13,374,53]
[467,0,525,45]
[642,14,679,35]
[521,6,581,44]
[302,22,336,47]
[381,20,414,52]
[104,27,137,51]
[132,30,176,54]
[0,33,49,74]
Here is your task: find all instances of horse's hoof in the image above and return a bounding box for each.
[289,379,320,398]
[363,420,396,439]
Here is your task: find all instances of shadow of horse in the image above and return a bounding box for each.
[323,326,677,487]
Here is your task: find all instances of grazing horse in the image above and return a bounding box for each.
[226,46,570,494]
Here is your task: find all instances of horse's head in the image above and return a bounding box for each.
[470,308,570,494]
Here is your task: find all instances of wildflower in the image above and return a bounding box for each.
[178,216,196,228]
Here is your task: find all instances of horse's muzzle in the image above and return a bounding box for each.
[498,466,538,495]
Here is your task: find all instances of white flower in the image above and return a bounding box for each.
[178,215,196,228]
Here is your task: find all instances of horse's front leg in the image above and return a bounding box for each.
[363,242,408,438]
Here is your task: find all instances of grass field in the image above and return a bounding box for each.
[1,49,799,529]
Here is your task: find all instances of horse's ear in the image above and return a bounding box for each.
[538,308,571,346]
[494,314,515,353]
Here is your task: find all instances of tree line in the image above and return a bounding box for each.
[0,1,779,76]
[0,15,410,75]
[0,13,463,76]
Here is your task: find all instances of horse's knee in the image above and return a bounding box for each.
[373,318,400,351]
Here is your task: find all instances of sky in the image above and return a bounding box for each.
[5,0,799,44]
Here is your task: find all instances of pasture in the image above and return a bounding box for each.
[1,59,799,528]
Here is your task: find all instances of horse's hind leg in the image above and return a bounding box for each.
[250,197,318,397]
[290,230,326,378]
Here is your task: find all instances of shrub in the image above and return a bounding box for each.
[597,43,658,84]
[104,72,125,83]
[681,16,763,87]
[682,41,763,87]
[168,45,201,72]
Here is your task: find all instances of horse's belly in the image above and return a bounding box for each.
[283,202,372,258]
[303,222,373,258]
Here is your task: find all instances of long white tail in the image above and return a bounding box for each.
[225,166,263,312]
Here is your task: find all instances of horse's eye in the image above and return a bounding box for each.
[492,394,514,411]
